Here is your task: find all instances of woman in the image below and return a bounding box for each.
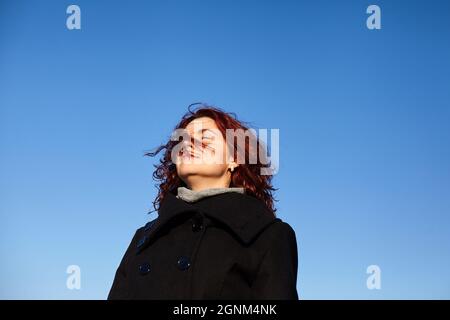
[108,103,299,299]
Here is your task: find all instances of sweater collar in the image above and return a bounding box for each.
[176,186,245,203]
[137,190,277,253]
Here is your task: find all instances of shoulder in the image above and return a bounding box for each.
[265,219,297,240]
[257,219,298,252]
[130,217,159,245]
[133,218,156,234]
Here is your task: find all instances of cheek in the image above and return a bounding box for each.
[204,139,229,163]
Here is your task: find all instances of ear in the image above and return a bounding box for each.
[228,162,238,172]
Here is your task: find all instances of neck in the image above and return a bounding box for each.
[184,176,231,192]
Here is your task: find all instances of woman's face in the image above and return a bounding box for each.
[175,117,236,190]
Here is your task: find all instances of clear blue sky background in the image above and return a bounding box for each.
[1,0,449,299]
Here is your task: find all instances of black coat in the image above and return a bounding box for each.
[108,191,299,300]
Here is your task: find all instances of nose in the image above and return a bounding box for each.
[181,138,202,156]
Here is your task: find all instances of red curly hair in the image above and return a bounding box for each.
[145,103,277,216]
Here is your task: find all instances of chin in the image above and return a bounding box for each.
[177,165,225,182]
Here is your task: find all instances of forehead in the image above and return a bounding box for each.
[185,117,219,132]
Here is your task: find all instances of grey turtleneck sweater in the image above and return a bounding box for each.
[176,186,245,203]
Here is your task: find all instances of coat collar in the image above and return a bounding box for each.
[137,191,278,253]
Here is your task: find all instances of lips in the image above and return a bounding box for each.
[182,145,202,158]
[188,152,200,159]
[180,150,201,160]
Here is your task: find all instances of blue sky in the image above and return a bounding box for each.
[1,0,449,299]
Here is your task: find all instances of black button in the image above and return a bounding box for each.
[136,236,147,248]
[139,263,151,275]
[191,215,204,232]
[177,256,191,271]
